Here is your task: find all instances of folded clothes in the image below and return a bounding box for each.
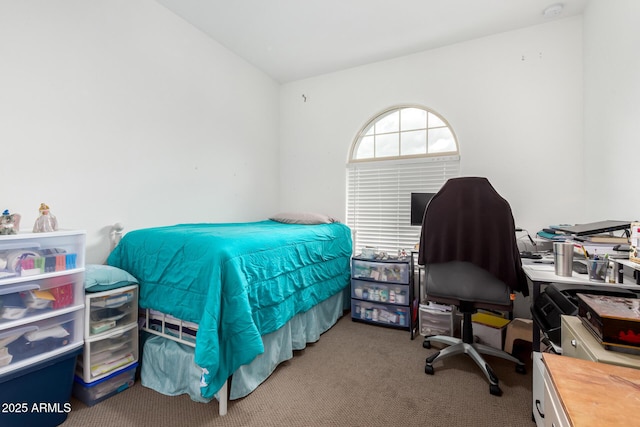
[7,335,70,362]
[24,325,69,341]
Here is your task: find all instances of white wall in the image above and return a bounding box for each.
[583,0,640,221]
[0,0,280,263]
[279,18,585,235]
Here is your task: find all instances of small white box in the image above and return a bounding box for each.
[472,322,507,349]
[463,312,510,350]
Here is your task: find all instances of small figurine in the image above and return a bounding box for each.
[0,209,21,235]
[33,203,58,233]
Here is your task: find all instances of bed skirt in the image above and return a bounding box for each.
[140,288,348,402]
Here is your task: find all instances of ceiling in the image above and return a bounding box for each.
[156,0,589,83]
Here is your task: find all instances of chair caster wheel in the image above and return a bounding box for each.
[425,364,435,375]
[516,364,526,374]
[489,384,502,396]
[423,340,431,349]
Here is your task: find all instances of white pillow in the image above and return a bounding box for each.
[269,212,339,225]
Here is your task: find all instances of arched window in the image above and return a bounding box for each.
[346,105,460,255]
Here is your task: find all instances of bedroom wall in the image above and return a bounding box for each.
[583,0,640,221]
[278,17,584,236]
[0,0,280,263]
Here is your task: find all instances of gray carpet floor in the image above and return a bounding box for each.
[61,314,534,426]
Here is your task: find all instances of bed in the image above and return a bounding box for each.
[106,218,352,415]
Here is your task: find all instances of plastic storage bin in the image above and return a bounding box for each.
[73,362,137,406]
[418,303,461,337]
[0,345,82,427]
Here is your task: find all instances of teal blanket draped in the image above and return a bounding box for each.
[106,220,352,398]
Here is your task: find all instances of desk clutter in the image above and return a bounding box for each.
[535,220,634,261]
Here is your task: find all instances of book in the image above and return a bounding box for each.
[574,234,629,244]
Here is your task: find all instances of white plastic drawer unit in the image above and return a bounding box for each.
[0,309,83,375]
[351,259,410,285]
[419,306,453,337]
[0,230,86,378]
[76,322,139,382]
[85,285,138,337]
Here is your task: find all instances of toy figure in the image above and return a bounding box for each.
[33,203,58,233]
[0,209,21,235]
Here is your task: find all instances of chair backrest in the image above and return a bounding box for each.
[417,177,528,303]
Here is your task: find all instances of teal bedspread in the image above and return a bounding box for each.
[106,220,352,399]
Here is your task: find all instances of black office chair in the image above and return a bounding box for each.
[417,177,528,396]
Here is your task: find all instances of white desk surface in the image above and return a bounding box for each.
[522,262,640,290]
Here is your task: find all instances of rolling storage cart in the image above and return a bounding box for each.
[73,284,139,406]
[351,255,415,338]
[0,230,86,427]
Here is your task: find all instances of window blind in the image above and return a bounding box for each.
[346,155,460,255]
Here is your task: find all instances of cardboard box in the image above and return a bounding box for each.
[630,222,640,264]
[466,312,510,350]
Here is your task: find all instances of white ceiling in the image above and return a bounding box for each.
[156,0,589,83]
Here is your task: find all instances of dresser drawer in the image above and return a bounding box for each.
[76,322,138,382]
[561,316,596,361]
[85,285,138,337]
[0,309,83,375]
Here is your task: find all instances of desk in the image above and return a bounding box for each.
[541,352,640,426]
[523,261,640,352]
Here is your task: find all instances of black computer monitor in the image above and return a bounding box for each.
[410,192,435,226]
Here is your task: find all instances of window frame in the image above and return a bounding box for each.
[346,105,461,255]
[349,105,459,163]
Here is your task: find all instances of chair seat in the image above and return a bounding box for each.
[424,261,512,308]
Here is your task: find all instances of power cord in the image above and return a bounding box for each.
[515,227,537,251]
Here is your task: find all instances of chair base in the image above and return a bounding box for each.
[424,335,526,396]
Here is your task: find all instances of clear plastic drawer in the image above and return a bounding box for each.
[351,300,410,328]
[351,279,410,305]
[85,285,138,337]
[0,272,84,325]
[0,309,83,375]
[77,322,138,382]
[351,258,410,284]
[0,231,85,282]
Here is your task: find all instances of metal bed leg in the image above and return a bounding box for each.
[218,380,228,416]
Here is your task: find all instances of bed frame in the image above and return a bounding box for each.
[140,309,229,416]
